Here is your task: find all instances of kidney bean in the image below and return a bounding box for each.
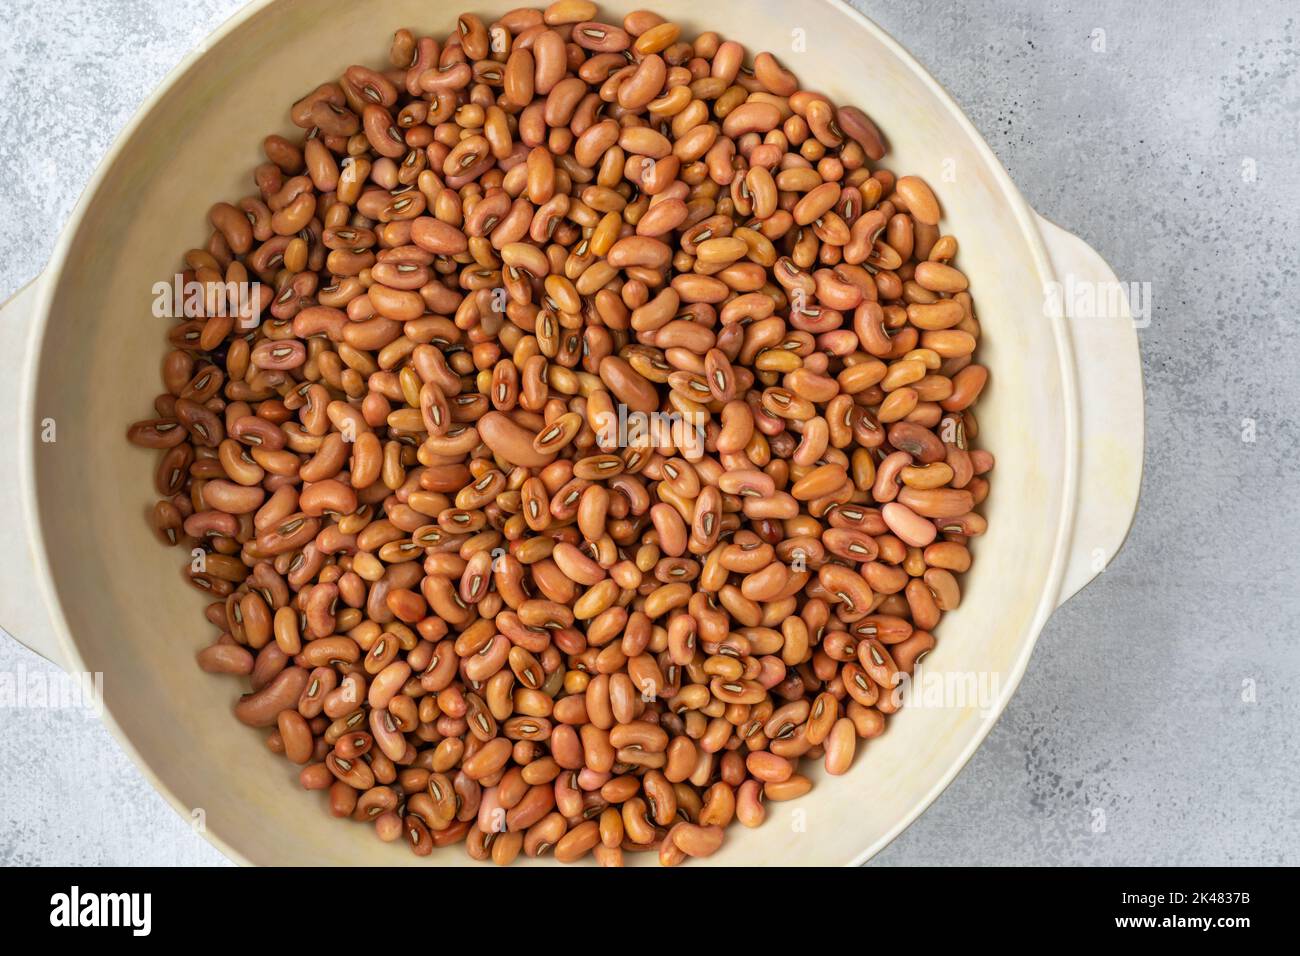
[196,642,254,676]
[894,176,941,226]
[131,2,994,869]
[278,709,314,764]
[234,666,309,727]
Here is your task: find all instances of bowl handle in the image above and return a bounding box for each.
[0,275,71,670]
[1034,214,1145,606]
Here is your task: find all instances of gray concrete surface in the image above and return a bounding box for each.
[1,0,1296,866]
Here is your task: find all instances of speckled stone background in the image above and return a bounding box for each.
[2,0,1296,866]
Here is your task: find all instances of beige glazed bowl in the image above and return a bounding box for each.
[0,0,1143,865]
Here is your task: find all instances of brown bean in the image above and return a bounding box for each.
[196,643,254,676]
[132,6,992,870]
[234,667,309,727]
[824,718,857,775]
[672,823,724,858]
[477,411,557,468]
[895,176,941,226]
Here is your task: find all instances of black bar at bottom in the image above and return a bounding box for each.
[0,866,1278,940]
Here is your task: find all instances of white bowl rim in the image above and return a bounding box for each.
[18,0,1080,867]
